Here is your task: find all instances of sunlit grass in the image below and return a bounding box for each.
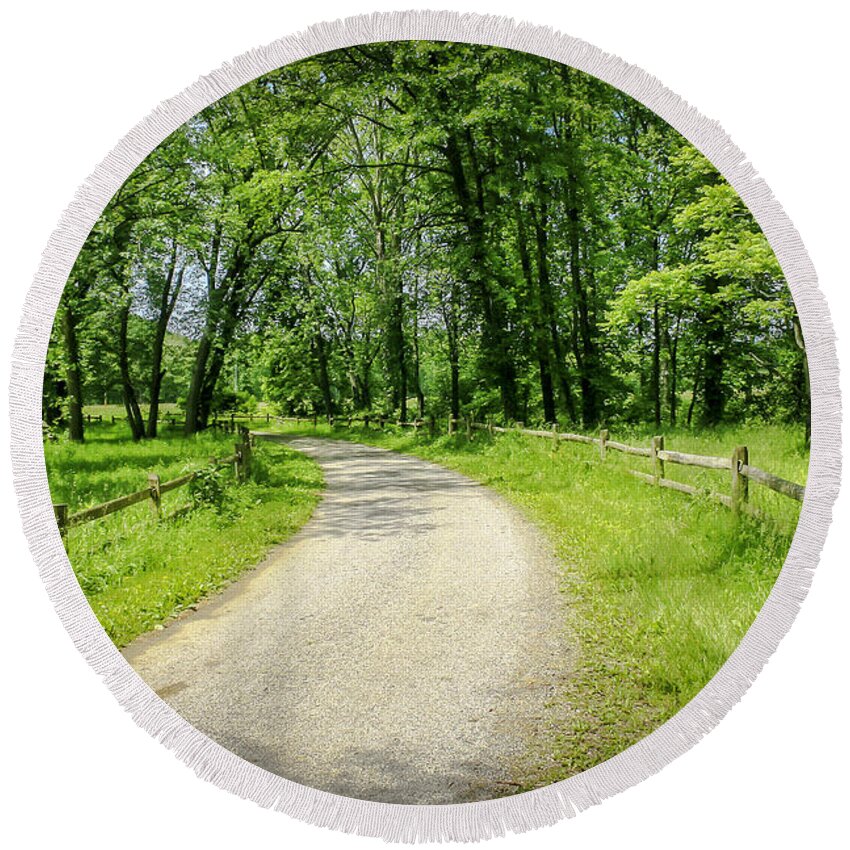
[43,423,323,646]
[44,416,807,781]
[262,419,805,782]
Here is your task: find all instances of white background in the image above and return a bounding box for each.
[1,2,847,847]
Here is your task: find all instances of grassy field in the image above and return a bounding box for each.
[260,419,806,784]
[44,422,323,646]
[44,415,807,783]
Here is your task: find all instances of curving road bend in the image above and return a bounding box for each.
[122,437,573,804]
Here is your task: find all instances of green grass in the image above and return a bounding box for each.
[44,416,807,783]
[261,419,806,784]
[82,402,182,419]
[44,423,323,646]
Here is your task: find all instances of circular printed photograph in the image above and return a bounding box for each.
[43,40,809,805]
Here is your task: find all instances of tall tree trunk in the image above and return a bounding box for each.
[444,280,462,421]
[118,304,145,441]
[314,332,334,417]
[793,318,811,447]
[701,277,725,426]
[147,253,184,438]
[652,300,662,428]
[516,205,556,423]
[565,164,596,427]
[449,343,460,421]
[667,326,679,427]
[184,333,214,435]
[562,67,598,428]
[184,335,212,435]
[687,359,703,427]
[411,305,425,418]
[147,359,165,438]
[444,130,517,420]
[61,301,85,442]
[533,200,577,423]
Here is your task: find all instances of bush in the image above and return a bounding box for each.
[188,466,227,511]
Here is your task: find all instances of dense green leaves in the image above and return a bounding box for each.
[48,41,807,441]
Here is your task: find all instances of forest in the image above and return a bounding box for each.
[44,41,808,442]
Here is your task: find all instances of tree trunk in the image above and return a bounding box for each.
[562,66,598,428]
[61,301,85,442]
[314,332,334,416]
[184,335,212,435]
[652,300,662,428]
[147,255,183,438]
[146,364,166,438]
[412,307,425,418]
[534,202,577,423]
[118,304,145,441]
[701,277,725,426]
[449,343,460,421]
[668,332,679,427]
[793,318,811,447]
[687,359,702,427]
[516,205,556,423]
[443,130,518,421]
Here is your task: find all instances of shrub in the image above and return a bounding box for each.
[188,466,227,511]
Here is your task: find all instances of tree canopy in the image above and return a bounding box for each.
[47,41,808,441]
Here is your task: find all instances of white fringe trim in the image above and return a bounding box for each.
[8,9,841,843]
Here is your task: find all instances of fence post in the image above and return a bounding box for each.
[488,417,494,436]
[234,444,243,482]
[348,416,353,428]
[466,416,472,440]
[448,416,455,436]
[552,423,559,451]
[241,432,252,479]
[148,473,162,517]
[651,435,665,484]
[599,428,609,461]
[731,445,749,514]
[54,503,68,544]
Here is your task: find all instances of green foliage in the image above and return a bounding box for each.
[188,466,226,511]
[47,41,806,443]
[44,422,324,645]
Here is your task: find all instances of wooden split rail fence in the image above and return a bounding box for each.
[473,422,804,514]
[53,427,255,547]
[286,411,804,516]
[274,413,430,433]
[476,421,803,515]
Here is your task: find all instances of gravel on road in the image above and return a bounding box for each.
[122,437,574,803]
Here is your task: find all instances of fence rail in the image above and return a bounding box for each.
[289,412,805,516]
[66,410,804,526]
[53,428,253,545]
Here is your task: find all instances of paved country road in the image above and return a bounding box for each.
[123,437,574,804]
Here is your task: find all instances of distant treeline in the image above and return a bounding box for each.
[46,41,808,442]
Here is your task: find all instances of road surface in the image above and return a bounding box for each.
[123,437,573,803]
